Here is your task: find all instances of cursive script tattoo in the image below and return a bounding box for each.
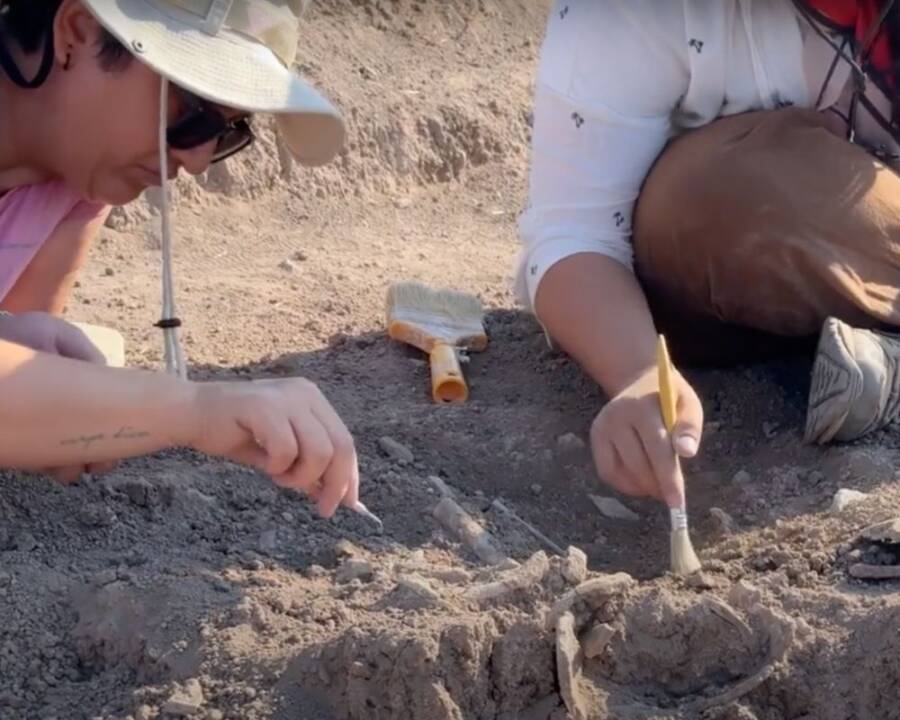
[113,426,150,440]
[60,433,105,450]
[60,427,150,450]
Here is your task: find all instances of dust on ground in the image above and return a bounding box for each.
[4,2,900,719]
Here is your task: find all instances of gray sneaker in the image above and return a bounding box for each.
[805,317,900,444]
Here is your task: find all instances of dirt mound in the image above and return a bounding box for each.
[107,0,540,232]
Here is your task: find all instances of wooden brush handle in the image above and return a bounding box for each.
[429,343,468,404]
[656,335,678,433]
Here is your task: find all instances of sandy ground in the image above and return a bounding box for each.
[4,2,900,719]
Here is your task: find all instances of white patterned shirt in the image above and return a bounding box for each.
[516,0,898,310]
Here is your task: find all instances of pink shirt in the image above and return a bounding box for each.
[0,181,106,301]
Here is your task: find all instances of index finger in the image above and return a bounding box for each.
[637,414,685,509]
[310,403,359,518]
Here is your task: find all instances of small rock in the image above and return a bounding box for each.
[103,267,114,277]
[13,532,37,552]
[93,568,119,587]
[77,503,117,528]
[258,530,278,554]
[292,250,308,262]
[336,559,374,584]
[206,710,224,720]
[685,571,715,590]
[393,197,413,209]
[114,477,153,507]
[281,512,294,522]
[396,574,442,608]
[134,706,154,720]
[859,517,900,544]
[589,495,639,522]
[278,259,296,272]
[728,580,763,611]
[561,546,588,585]
[163,678,205,716]
[377,436,414,464]
[556,612,588,720]
[830,489,869,514]
[530,483,543,496]
[732,469,752,484]
[556,433,586,452]
[581,623,615,659]
[709,507,737,536]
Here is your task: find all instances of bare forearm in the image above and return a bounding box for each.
[0,339,197,469]
[534,253,658,395]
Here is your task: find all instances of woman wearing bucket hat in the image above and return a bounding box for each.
[520,1,900,507]
[0,0,360,519]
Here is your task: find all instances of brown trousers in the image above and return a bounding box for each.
[634,108,900,366]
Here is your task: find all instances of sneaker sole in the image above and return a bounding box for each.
[804,317,864,444]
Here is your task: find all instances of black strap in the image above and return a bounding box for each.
[0,24,55,89]
[154,318,183,329]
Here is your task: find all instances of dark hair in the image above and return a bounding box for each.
[0,0,130,74]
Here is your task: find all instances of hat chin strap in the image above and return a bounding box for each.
[156,77,187,379]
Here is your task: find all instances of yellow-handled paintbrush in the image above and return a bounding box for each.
[657,335,702,576]
[386,281,487,404]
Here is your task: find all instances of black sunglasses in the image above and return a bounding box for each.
[166,87,255,164]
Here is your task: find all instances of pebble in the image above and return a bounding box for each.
[77,503,117,528]
[93,569,119,587]
[830,488,869,514]
[134,706,154,720]
[685,571,715,590]
[581,622,615,659]
[292,250,308,262]
[103,267,114,277]
[13,532,38,552]
[556,433,586,452]
[396,574,442,608]
[377,436,414,464]
[163,678,205,716]
[561,546,588,586]
[278,259,296,272]
[530,484,543,496]
[281,512,294,522]
[728,580,763,611]
[709,507,737,536]
[206,711,224,720]
[121,478,153,507]
[588,495,639,522]
[336,559,374,584]
[258,530,278,554]
[732,469,752,484]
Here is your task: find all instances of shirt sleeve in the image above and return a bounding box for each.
[515,0,689,311]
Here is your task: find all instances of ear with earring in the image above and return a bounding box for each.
[63,48,72,71]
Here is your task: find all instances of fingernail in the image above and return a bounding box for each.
[675,435,699,457]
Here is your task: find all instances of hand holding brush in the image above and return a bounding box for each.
[656,335,702,576]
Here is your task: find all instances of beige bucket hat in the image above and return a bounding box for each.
[82,0,345,166]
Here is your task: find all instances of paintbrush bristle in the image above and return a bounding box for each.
[386,281,484,322]
[386,281,487,350]
[670,528,702,576]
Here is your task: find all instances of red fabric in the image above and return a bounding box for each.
[803,0,894,81]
